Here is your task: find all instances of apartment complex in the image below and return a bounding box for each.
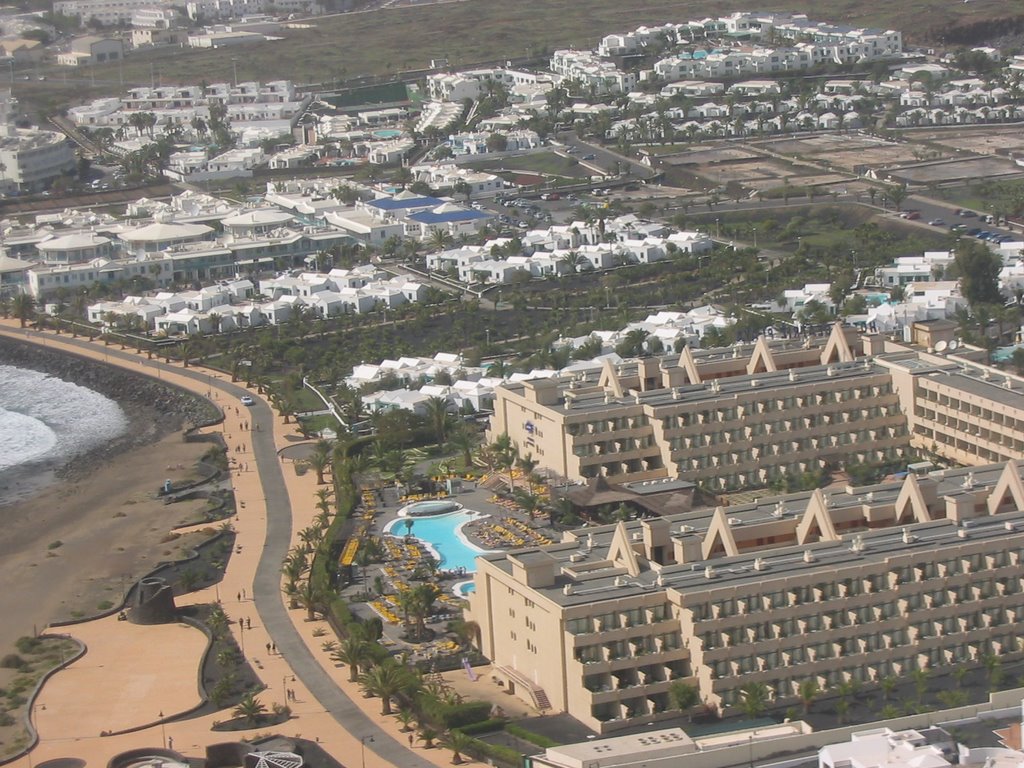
[467,460,1024,733]
[488,325,1024,489]
[488,325,912,490]
[0,92,75,194]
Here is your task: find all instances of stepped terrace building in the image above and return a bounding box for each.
[488,325,911,490]
[467,461,1024,733]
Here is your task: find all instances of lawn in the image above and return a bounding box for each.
[13,0,1015,119]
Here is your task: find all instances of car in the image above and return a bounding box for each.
[240,395,255,406]
[582,153,596,160]
[565,147,579,154]
[977,231,992,240]
[900,210,920,220]
[950,224,967,232]
[966,228,982,237]
[992,234,1012,244]
[957,209,978,218]
[928,219,945,226]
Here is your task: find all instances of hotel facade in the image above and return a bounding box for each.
[467,461,1024,733]
[487,325,1024,490]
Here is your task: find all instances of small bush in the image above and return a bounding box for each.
[0,655,26,670]
[15,637,41,655]
[0,710,14,726]
[97,600,114,611]
[47,540,63,550]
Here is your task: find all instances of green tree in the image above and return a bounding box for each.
[233,692,267,724]
[359,662,414,715]
[440,730,474,764]
[331,637,374,682]
[955,239,1003,307]
[797,679,819,715]
[12,293,35,328]
[738,682,769,718]
[885,184,909,211]
[669,680,700,721]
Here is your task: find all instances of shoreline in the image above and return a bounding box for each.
[0,335,220,505]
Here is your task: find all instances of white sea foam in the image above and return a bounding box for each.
[0,364,128,473]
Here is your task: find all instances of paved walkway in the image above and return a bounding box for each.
[0,325,453,768]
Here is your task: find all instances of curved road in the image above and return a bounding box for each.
[4,329,436,768]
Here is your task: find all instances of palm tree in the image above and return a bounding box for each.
[304,440,332,485]
[295,579,326,621]
[396,708,417,733]
[331,637,373,682]
[428,229,455,252]
[440,730,474,764]
[408,583,441,640]
[359,662,412,715]
[516,453,539,496]
[233,692,267,725]
[424,396,452,445]
[797,679,819,715]
[738,682,769,718]
[448,423,476,469]
[12,293,35,328]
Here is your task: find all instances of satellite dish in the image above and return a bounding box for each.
[949,340,959,350]
[935,340,948,352]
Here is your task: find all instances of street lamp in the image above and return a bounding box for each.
[361,735,374,768]
[715,218,720,239]
[752,227,757,249]
[159,711,166,748]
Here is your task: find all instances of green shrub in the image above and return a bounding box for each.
[463,738,523,767]
[456,717,507,735]
[506,723,560,748]
[15,637,41,655]
[0,655,26,670]
[419,698,491,730]
[0,710,14,726]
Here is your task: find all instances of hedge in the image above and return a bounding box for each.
[418,698,491,730]
[456,717,507,735]
[506,723,560,748]
[464,738,523,768]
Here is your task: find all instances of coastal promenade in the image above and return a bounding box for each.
[0,322,456,768]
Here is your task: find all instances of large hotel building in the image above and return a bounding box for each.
[487,323,1024,490]
[469,323,1024,732]
[467,461,1024,732]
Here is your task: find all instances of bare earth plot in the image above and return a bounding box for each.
[756,133,939,171]
[914,128,1024,156]
[888,155,1024,184]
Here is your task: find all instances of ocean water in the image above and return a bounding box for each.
[0,365,129,498]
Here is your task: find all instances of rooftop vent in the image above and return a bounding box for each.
[901,527,915,544]
[563,584,575,595]
[753,557,767,571]
[704,565,716,579]
[803,550,815,563]
[789,369,797,382]
[728,517,743,526]
[1006,521,1017,532]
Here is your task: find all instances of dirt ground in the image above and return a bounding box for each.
[0,434,210,654]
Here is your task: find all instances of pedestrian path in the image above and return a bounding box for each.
[0,325,457,768]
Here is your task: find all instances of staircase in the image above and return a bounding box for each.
[495,665,552,712]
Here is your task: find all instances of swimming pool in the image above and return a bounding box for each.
[373,129,404,139]
[399,499,462,517]
[383,509,497,574]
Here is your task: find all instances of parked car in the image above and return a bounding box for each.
[966,228,982,237]
[240,395,255,406]
[928,219,945,226]
[582,153,596,160]
[977,231,992,240]
[950,224,967,232]
[957,209,978,218]
[900,210,920,220]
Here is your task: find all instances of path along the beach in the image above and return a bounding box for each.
[0,321,463,768]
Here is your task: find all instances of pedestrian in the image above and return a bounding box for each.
[266,642,271,654]
[408,734,414,748]
[242,588,246,599]
[272,642,276,654]
[246,617,251,629]
[168,736,173,750]
[237,592,241,602]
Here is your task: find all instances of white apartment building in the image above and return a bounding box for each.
[55,0,165,25]
[550,50,637,95]
[0,92,75,194]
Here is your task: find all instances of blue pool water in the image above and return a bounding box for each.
[994,345,1024,363]
[373,129,403,139]
[384,510,495,573]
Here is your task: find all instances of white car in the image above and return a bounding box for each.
[240,395,255,406]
